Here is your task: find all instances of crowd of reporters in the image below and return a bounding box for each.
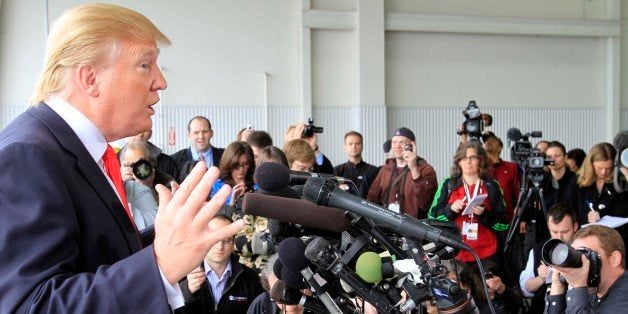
[116,113,628,313]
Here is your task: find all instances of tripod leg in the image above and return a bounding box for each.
[504,187,535,253]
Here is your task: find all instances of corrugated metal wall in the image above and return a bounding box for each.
[0,105,620,180]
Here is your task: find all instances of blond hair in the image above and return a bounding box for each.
[283,139,315,166]
[577,142,616,187]
[31,3,171,104]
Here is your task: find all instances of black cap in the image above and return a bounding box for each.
[392,127,415,142]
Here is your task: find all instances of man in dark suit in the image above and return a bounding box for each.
[172,116,225,182]
[0,3,244,312]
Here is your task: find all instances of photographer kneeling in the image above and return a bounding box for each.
[545,225,628,313]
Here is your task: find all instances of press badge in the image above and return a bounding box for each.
[462,221,478,241]
[388,202,400,213]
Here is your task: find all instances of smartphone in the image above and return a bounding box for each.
[484,271,494,279]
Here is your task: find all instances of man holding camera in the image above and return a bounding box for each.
[546,225,628,313]
[121,140,176,201]
[519,203,578,313]
[367,127,438,219]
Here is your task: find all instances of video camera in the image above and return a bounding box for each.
[541,239,601,287]
[457,100,492,141]
[302,118,324,138]
[507,127,552,182]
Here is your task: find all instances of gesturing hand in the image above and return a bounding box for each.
[153,162,246,284]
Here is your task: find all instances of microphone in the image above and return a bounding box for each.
[278,237,343,314]
[506,127,522,142]
[234,235,252,254]
[270,280,329,314]
[242,193,351,233]
[290,170,350,185]
[251,231,274,255]
[355,252,383,284]
[273,258,283,279]
[302,178,469,250]
[254,162,349,192]
[305,237,396,313]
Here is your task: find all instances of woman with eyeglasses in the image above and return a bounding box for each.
[428,141,508,263]
[210,141,257,205]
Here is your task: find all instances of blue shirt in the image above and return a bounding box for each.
[205,259,232,306]
[191,146,213,168]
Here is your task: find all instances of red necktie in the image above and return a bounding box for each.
[102,145,135,226]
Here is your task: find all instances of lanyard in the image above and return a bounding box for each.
[463,179,481,219]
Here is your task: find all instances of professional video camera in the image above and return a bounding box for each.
[541,239,601,287]
[302,117,324,138]
[507,127,552,183]
[457,100,492,141]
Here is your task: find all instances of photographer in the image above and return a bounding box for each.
[120,140,175,202]
[546,225,628,313]
[285,120,334,174]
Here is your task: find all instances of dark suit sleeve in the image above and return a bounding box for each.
[0,142,170,312]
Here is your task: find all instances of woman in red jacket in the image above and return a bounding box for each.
[429,141,508,262]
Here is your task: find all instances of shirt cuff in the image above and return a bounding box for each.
[566,287,590,310]
[159,267,185,310]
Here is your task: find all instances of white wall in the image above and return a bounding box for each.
[0,0,625,179]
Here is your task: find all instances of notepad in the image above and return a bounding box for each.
[582,215,628,229]
[461,194,488,216]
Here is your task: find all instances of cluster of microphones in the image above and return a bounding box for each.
[241,162,497,313]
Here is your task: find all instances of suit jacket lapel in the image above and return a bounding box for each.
[27,103,142,252]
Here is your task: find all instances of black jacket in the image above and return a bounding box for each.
[171,146,225,182]
[176,255,264,314]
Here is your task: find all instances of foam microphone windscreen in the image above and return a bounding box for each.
[282,266,306,289]
[235,235,251,254]
[254,162,291,192]
[242,193,350,233]
[304,237,330,263]
[256,187,301,199]
[355,252,383,284]
[273,258,283,279]
[270,280,286,302]
[251,231,274,256]
[278,237,309,272]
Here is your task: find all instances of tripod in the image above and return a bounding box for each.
[503,169,548,254]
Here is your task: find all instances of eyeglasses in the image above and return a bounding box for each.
[217,238,234,245]
[235,162,250,170]
[460,155,480,162]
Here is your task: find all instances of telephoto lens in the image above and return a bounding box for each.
[541,239,582,267]
[132,159,153,180]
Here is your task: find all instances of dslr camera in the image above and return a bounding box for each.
[131,159,154,180]
[302,118,323,138]
[457,100,492,141]
[541,239,601,287]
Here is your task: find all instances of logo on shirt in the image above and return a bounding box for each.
[229,295,248,302]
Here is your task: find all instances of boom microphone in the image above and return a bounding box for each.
[254,162,349,192]
[302,178,469,250]
[290,170,349,185]
[242,193,351,233]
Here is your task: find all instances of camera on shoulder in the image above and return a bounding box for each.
[541,238,601,287]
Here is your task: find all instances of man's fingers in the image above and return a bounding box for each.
[205,219,246,248]
[194,184,230,227]
[163,162,208,215]
[156,184,173,213]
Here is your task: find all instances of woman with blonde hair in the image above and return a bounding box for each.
[565,142,628,225]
